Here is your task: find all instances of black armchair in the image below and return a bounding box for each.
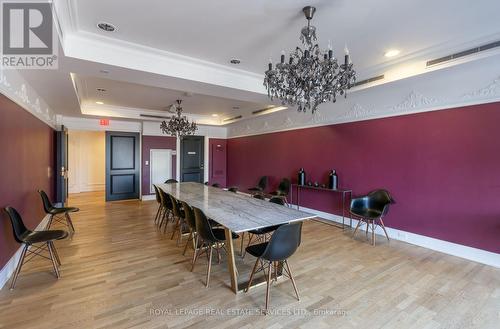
[350,189,394,245]
[39,190,78,234]
[270,178,291,204]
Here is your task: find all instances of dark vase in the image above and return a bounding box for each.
[298,168,306,186]
[329,170,338,190]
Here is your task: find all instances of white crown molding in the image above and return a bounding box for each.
[0,68,57,128]
[227,54,500,138]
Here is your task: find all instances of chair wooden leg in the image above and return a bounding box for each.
[379,218,390,241]
[265,261,272,315]
[10,245,28,290]
[284,260,300,300]
[372,221,376,246]
[51,243,62,266]
[216,244,221,264]
[65,212,76,233]
[47,242,60,278]
[154,205,161,224]
[245,257,260,292]
[352,218,362,238]
[242,233,254,258]
[191,236,199,271]
[183,231,193,255]
[205,246,213,288]
[365,219,369,238]
[171,218,179,239]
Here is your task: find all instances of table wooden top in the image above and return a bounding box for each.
[158,182,316,233]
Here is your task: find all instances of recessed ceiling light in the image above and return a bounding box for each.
[96,88,106,92]
[99,69,110,74]
[96,101,104,105]
[230,59,241,64]
[97,22,116,32]
[232,106,240,110]
[211,114,219,117]
[384,49,400,58]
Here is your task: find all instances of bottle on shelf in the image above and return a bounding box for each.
[298,168,306,186]
[328,169,338,190]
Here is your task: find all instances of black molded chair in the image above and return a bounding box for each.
[270,178,291,204]
[39,190,78,234]
[228,187,238,193]
[165,179,178,184]
[248,176,268,194]
[212,183,221,188]
[241,196,283,257]
[350,189,394,246]
[245,222,302,314]
[158,189,174,231]
[192,207,238,287]
[152,185,163,225]
[169,194,186,246]
[180,201,197,259]
[3,207,68,289]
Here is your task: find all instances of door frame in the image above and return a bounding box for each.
[105,131,141,201]
[180,135,205,183]
[149,148,172,193]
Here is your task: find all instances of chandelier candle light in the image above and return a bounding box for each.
[264,6,356,113]
[160,100,198,138]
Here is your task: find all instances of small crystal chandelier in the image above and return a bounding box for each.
[160,100,197,138]
[264,6,356,113]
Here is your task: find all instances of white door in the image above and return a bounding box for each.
[150,149,172,193]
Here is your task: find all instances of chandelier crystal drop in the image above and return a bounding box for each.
[264,6,356,114]
[160,100,197,138]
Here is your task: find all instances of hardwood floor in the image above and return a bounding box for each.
[0,191,498,329]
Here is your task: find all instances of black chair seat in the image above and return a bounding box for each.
[350,208,382,219]
[245,242,268,258]
[212,228,239,241]
[249,225,281,235]
[22,229,68,244]
[248,187,263,192]
[49,206,79,215]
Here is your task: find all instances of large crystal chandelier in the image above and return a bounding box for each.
[264,6,356,113]
[160,100,197,138]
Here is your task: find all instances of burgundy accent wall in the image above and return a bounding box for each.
[141,135,176,195]
[227,102,500,253]
[209,138,227,187]
[0,93,55,269]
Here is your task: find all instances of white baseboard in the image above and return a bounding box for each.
[141,195,156,201]
[295,205,500,268]
[0,214,52,289]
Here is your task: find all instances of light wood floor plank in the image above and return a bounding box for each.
[0,191,498,329]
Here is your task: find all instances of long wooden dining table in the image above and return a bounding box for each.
[158,182,316,294]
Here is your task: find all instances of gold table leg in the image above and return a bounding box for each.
[224,228,238,293]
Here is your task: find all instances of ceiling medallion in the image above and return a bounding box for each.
[160,100,197,138]
[264,6,356,113]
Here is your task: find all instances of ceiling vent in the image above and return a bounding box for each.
[140,114,171,119]
[223,115,242,123]
[426,40,500,67]
[353,74,384,87]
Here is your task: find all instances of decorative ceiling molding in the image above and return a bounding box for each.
[0,68,57,128]
[227,56,500,138]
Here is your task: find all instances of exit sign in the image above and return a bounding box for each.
[99,119,109,126]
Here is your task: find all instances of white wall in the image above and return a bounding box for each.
[68,130,106,193]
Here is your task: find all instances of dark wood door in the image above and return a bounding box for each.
[181,136,204,183]
[105,131,140,201]
[55,126,68,206]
